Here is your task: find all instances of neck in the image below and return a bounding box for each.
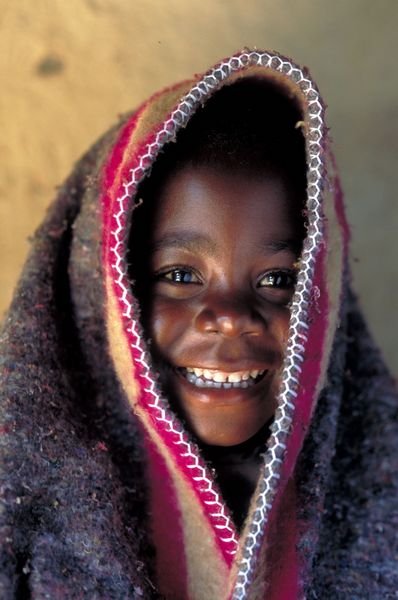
[200,420,272,530]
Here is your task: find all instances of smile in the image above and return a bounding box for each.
[178,367,267,389]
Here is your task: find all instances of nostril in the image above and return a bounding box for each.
[196,310,220,334]
[195,304,265,337]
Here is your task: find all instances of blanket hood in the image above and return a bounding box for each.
[101,50,349,599]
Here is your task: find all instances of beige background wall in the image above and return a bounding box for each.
[1,0,397,373]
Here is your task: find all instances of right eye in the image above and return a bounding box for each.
[156,267,202,284]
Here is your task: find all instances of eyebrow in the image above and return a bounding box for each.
[262,239,303,255]
[152,233,302,257]
[151,232,218,255]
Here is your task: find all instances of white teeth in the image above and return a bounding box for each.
[203,369,213,380]
[183,367,266,388]
[192,368,259,383]
[213,371,227,383]
[228,372,242,383]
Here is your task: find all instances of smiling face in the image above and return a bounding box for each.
[135,164,304,446]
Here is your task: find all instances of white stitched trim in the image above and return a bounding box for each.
[108,50,325,589]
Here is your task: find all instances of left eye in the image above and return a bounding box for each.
[257,270,296,290]
[158,268,201,284]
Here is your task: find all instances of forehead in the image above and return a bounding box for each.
[151,165,304,247]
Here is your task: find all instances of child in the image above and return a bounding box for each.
[129,77,307,535]
[1,50,397,599]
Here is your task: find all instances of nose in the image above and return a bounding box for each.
[194,297,266,338]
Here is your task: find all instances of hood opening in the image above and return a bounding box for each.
[128,73,308,408]
[126,72,309,532]
[103,50,338,599]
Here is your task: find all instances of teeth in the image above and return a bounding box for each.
[213,371,227,383]
[228,372,242,383]
[203,368,213,380]
[183,367,266,388]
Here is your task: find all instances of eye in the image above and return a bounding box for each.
[157,267,202,285]
[256,269,297,306]
[257,269,297,290]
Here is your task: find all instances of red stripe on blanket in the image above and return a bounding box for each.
[146,436,188,599]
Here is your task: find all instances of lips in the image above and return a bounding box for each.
[177,367,267,389]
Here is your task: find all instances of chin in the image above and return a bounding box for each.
[188,414,270,447]
[161,365,278,447]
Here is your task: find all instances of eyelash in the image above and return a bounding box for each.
[155,267,296,289]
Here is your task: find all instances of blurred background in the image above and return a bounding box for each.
[1,0,397,373]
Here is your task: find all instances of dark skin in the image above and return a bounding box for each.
[142,164,303,447]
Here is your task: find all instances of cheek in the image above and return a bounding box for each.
[148,298,194,356]
[267,305,292,351]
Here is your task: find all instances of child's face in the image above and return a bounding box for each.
[144,165,303,446]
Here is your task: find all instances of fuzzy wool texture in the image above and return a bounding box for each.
[1,120,397,599]
[0,126,159,599]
